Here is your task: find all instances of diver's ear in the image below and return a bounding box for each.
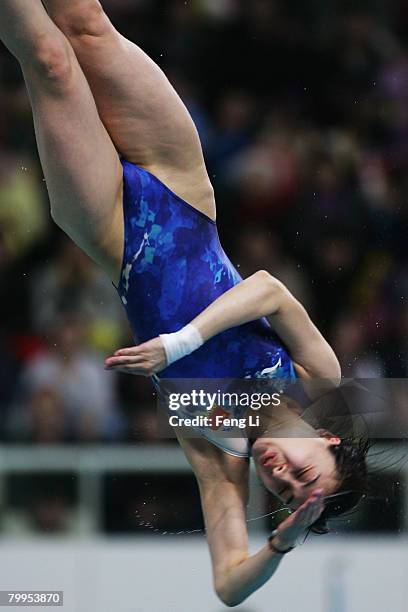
[316,428,341,445]
[326,436,341,446]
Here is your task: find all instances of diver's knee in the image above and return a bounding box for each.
[23,34,74,87]
[55,1,113,40]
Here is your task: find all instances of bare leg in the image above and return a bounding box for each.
[42,0,215,220]
[0,0,124,284]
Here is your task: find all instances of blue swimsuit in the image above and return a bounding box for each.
[113,159,296,455]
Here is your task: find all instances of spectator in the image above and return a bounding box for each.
[30,237,128,354]
[8,313,125,442]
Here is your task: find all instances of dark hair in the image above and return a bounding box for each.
[310,436,371,534]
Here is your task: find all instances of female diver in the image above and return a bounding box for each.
[0,1,368,606]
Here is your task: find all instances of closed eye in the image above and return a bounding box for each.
[278,476,320,506]
[301,474,321,488]
[295,467,321,488]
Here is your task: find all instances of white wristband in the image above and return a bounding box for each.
[159,324,204,367]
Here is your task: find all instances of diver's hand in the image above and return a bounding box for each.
[104,337,167,377]
[272,489,324,551]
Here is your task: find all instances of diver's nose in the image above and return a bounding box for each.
[273,463,287,476]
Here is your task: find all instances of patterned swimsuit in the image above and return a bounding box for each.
[113,159,296,456]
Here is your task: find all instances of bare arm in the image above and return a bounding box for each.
[190,270,340,380]
[176,435,284,606]
[105,270,341,382]
[201,479,287,606]
[176,435,324,607]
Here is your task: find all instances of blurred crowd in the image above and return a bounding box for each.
[1,0,408,446]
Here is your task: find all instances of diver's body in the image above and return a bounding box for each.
[0,1,341,606]
[114,160,297,381]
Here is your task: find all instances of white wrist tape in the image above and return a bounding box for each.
[159,324,204,367]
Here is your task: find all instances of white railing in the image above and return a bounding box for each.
[0,442,405,534]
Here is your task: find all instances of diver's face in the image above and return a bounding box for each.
[251,436,341,509]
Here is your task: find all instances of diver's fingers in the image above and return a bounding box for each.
[105,355,144,367]
[114,346,142,356]
[296,491,324,525]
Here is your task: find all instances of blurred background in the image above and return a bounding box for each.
[1,1,408,610]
